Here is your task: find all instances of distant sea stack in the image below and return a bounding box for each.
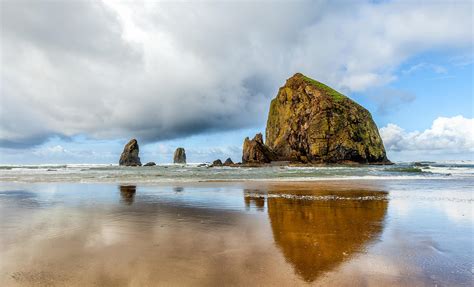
[173,147,186,164]
[119,138,142,166]
[223,158,234,166]
[243,73,390,164]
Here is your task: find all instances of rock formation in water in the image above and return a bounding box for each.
[173,147,186,164]
[211,159,223,166]
[119,139,142,166]
[223,158,234,166]
[242,133,276,164]
[243,73,389,164]
[144,162,156,166]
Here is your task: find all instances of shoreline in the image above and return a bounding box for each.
[1,177,471,286]
[0,176,458,185]
[0,161,469,184]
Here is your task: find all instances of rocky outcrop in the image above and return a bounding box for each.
[119,139,142,166]
[144,162,156,166]
[242,133,275,164]
[212,159,223,166]
[223,158,234,166]
[173,147,186,164]
[265,73,390,164]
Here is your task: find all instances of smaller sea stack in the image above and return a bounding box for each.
[242,133,275,164]
[119,139,142,166]
[173,147,186,164]
[223,158,234,166]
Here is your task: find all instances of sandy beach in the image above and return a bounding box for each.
[1,0,472,286]
[0,179,471,286]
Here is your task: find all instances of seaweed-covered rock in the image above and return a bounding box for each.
[144,162,156,166]
[242,133,275,164]
[173,148,186,164]
[265,73,390,164]
[119,139,142,166]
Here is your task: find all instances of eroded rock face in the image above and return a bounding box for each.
[242,133,275,164]
[119,139,142,166]
[265,73,389,164]
[173,148,186,164]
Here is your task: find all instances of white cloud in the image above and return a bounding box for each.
[402,62,447,75]
[0,0,472,148]
[380,116,474,154]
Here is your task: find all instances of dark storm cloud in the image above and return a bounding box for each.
[0,0,471,148]
[1,0,133,62]
[0,135,52,149]
[0,0,141,148]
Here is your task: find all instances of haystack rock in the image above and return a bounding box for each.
[173,147,186,164]
[242,133,275,164]
[119,139,142,166]
[265,73,390,164]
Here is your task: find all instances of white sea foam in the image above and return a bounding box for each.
[426,166,474,175]
[0,162,472,183]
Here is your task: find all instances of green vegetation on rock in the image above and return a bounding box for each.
[264,73,390,164]
[301,74,346,102]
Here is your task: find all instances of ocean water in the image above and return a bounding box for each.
[0,162,472,286]
[0,161,473,183]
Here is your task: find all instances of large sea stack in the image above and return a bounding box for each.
[119,138,142,166]
[265,73,389,164]
[173,147,186,164]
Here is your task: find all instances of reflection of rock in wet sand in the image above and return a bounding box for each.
[119,185,136,205]
[244,190,265,211]
[266,187,388,282]
[173,186,184,192]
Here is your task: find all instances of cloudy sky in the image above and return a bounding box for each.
[0,0,472,164]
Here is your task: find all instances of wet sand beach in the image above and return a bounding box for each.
[0,180,472,286]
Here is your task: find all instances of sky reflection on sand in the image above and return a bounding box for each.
[0,181,472,286]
